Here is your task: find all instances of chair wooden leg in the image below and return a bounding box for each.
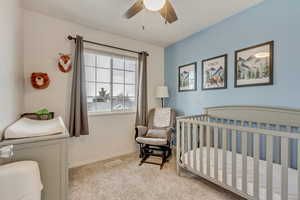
[139,144,145,158]
[160,161,165,169]
[164,147,171,163]
[160,149,168,170]
[160,155,165,170]
[139,154,150,166]
[138,145,172,169]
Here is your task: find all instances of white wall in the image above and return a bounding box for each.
[0,0,24,136]
[23,10,165,167]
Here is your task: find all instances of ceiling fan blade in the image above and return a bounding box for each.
[159,0,178,24]
[124,0,144,19]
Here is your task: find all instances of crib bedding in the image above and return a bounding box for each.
[182,148,298,200]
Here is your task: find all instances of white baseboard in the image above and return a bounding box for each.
[68,151,138,169]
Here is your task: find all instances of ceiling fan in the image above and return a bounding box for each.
[124,0,178,24]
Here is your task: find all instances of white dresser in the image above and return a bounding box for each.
[0,133,69,200]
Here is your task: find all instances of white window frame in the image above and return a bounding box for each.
[84,49,138,115]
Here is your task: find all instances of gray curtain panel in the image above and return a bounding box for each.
[69,35,89,137]
[135,52,148,126]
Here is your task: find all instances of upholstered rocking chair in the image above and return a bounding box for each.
[135,108,176,169]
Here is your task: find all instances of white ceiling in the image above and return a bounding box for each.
[23,0,264,47]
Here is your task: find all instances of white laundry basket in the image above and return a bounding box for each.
[0,161,43,200]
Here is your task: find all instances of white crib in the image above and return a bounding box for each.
[176,106,300,200]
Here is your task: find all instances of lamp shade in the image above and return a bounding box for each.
[156,86,169,98]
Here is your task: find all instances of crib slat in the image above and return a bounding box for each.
[266,135,273,200]
[281,137,288,200]
[273,124,281,164]
[242,132,247,193]
[222,128,227,185]
[176,121,181,174]
[193,123,197,170]
[187,123,191,168]
[232,130,237,189]
[253,133,260,199]
[181,122,185,164]
[288,127,292,173]
[207,126,211,176]
[214,127,218,180]
[199,125,204,174]
[298,139,300,200]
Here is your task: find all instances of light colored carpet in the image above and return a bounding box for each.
[69,153,243,200]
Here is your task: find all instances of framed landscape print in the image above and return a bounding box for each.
[178,62,197,92]
[202,54,227,90]
[235,41,274,87]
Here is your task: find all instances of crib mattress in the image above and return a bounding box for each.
[182,148,298,200]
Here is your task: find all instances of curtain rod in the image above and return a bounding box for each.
[67,35,149,56]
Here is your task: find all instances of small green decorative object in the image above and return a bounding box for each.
[35,109,53,120]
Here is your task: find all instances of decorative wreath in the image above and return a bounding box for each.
[58,53,72,73]
[31,72,50,89]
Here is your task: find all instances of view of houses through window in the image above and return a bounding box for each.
[84,50,137,113]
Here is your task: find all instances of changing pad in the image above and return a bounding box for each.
[4,116,66,139]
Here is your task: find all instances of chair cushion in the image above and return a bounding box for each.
[136,137,168,146]
[146,129,168,139]
[153,108,171,128]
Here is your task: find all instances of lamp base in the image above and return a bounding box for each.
[161,98,164,108]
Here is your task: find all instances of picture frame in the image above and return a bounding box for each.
[202,54,227,90]
[178,62,197,92]
[235,41,274,87]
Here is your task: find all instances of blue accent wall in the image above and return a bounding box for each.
[165,0,300,115]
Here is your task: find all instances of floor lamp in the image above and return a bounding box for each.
[156,86,169,108]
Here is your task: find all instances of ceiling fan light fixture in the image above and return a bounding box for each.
[143,0,166,11]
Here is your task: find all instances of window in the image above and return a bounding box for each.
[84,50,137,113]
